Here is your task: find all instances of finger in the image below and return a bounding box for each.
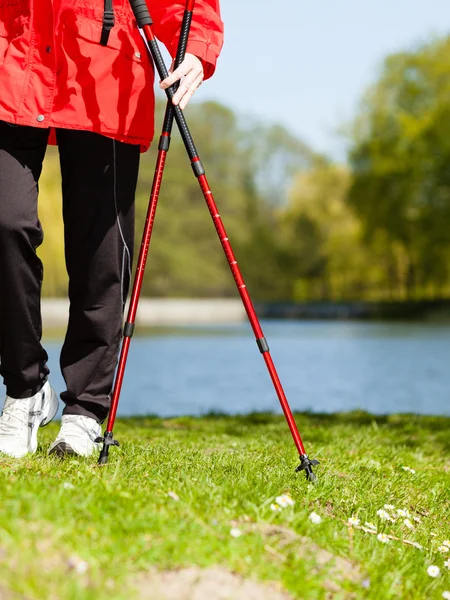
[160,62,190,89]
[171,70,199,105]
[179,74,204,110]
[160,61,175,86]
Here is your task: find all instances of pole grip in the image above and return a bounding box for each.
[129,0,152,27]
[176,10,193,68]
[162,8,193,134]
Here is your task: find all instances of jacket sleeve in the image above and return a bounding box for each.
[146,0,224,80]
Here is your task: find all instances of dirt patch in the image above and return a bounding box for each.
[0,585,32,599]
[133,566,293,600]
[133,525,362,600]
[252,524,361,596]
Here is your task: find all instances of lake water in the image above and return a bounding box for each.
[3,320,450,417]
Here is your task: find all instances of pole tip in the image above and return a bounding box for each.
[296,454,319,482]
[98,448,109,465]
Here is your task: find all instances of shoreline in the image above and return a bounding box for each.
[41,297,450,327]
[41,298,246,327]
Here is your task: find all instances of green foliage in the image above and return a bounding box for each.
[282,160,362,300]
[348,35,450,299]
[38,151,67,297]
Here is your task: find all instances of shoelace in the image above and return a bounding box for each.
[0,398,29,436]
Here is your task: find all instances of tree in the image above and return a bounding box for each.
[348,35,450,298]
[283,160,379,301]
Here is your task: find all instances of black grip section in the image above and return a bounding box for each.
[256,337,270,353]
[162,12,192,135]
[129,0,152,27]
[123,322,135,338]
[174,104,198,160]
[149,40,170,90]
[148,39,198,160]
[162,108,175,135]
[158,135,170,151]
[176,11,193,68]
[191,160,205,177]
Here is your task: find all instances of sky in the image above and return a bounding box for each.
[156,0,450,160]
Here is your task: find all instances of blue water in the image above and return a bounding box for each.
[3,320,450,417]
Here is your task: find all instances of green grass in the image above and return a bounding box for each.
[0,412,449,599]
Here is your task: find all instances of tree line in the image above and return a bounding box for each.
[38,34,450,301]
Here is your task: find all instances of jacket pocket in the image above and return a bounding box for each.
[60,10,147,64]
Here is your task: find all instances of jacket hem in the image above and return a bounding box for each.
[0,114,152,152]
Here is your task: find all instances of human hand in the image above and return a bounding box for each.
[160,53,204,110]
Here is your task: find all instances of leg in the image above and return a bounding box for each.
[56,129,139,423]
[0,121,50,397]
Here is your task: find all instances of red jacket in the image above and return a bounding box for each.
[0,0,223,151]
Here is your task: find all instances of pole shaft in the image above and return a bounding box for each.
[197,173,305,455]
[103,3,194,437]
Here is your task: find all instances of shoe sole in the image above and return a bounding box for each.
[48,441,76,457]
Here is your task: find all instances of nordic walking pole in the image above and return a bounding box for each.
[96,0,195,465]
[125,0,319,481]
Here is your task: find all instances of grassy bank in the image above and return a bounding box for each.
[0,412,449,599]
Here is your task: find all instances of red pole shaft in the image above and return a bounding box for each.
[197,174,306,456]
[129,149,167,324]
[105,148,167,432]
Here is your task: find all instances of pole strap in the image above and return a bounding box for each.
[100,0,115,46]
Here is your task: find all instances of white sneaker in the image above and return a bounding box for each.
[0,381,59,458]
[49,415,101,457]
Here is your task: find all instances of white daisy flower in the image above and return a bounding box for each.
[276,494,294,508]
[444,559,450,569]
[427,565,440,578]
[384,504,395,511]
[443,540,450,548]
[67,556,89,574]
[309,511,322,524]
[413,516,421,523]
[438,546,450,554]
[167,491,180,502]
[377,533,389,543]
[396,509,410,518]
[230,528,242,538]
[270,503,282,512]
[403,519,414,530]
[348,516,360,527]
[376,509,391,521]
[442,592,450,600]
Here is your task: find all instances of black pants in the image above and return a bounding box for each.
[0,121,140,422]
